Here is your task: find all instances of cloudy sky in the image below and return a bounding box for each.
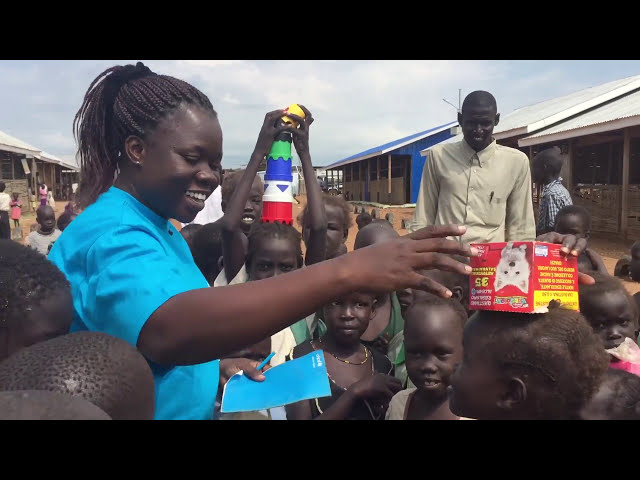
[1,60,640,168]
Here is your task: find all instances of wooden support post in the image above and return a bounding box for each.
[359,162,362,201]
[607,142,614,184]
[30,156,37,212]
[567,140,573,192]
[622,128,630,238]
[376,156,381,203]
[388,155,392,194]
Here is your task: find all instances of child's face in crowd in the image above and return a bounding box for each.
[12,193,18,201]
[36,208,56,234]
[239,177,264,236]
[448,315,507,420]
[555,214,588,238]
[323,292,376,346]
[587,291,638,354]
[247,236,299,281]
[404,303,463,400]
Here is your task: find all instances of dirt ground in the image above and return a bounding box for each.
[24,195,640,295]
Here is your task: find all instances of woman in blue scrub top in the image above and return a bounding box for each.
[48,62,476,420]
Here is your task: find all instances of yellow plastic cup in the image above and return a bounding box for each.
[281,103,306,127]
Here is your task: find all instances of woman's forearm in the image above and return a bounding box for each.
[140,252,357,365]
[139,224,475,366]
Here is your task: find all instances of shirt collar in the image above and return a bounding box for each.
[542,177,564,193]
[548,177,563,187]
[109,186,169,230]
[461,138,497,167]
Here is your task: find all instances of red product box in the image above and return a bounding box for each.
[469,241,579,313]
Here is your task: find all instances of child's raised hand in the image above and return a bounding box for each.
[351,373,402,401]
[253,109,293,159]
[286,104,314,158]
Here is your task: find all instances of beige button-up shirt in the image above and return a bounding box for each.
[410,138,535,244]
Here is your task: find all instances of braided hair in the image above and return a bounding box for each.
[73,62,216,208]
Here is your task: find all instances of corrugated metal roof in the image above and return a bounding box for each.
[327,121,457,169]
[0,129,41,156]
[57,154,80,171]
[494,74,640,139]
[40,151,80,171]
[419,131,464,156]
[518,89,640,146]
[0,129,79,170]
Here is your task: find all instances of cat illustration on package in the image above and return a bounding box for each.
[494,242,530,294]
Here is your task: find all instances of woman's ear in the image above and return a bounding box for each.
[124,135,145,167]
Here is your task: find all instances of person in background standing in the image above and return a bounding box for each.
[39,183,48,207]
[410,90,535,244]
[0,182,11,240]
[532,147,572,236]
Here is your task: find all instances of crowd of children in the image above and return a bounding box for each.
[0,159,638,422]
[4,179,635,420]
[146,160,640,419]
[2,140,640,421]
[4,63,640,420]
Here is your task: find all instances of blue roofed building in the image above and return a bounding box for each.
[325,121,459,205]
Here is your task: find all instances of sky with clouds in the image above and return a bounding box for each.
[1,60,640,168]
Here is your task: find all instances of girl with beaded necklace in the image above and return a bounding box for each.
[286,291,402,420]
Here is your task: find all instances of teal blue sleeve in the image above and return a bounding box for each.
[82,227,209,347]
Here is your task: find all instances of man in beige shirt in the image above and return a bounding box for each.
[410,91,535,244]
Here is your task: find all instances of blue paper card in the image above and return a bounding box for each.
[221,350,332,413]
